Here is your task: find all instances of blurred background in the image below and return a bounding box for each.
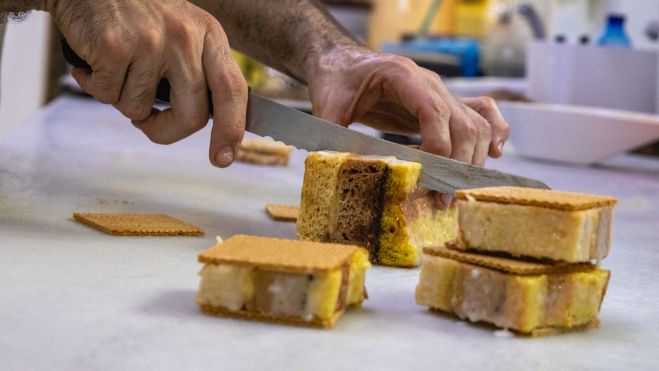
[1,0,658,163]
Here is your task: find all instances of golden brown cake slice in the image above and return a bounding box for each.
[416,246,610,335]
[296,151,350,241]
[455,187,617,263]
[196,235,370,328]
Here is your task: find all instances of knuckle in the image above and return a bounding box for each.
[457,119,478,138]
[98,28,130,61]
[213,71,247,99]
[390,55,417,70]
[90,71,120,103]
[120,102,151,122]
[223,124,245,143]
[170,21,197,49]
[200,13,221,31]
[140,29,163,54]
[479,96,497,110]
[475,116,492,137]
[428,99,451,124]
[424,139,451,157]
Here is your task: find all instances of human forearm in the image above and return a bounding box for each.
[190,0,361,83]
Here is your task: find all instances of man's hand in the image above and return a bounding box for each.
[308,47,509,167]
[49,0,247,167]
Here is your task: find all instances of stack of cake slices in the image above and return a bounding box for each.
[296,151,458,267]
[416,186,618,335]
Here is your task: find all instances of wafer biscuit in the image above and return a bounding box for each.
[455,187,617,211]
[198,235,362,273]
[265,204,299,222]
[73,213,204,236]
[425,244,596,275]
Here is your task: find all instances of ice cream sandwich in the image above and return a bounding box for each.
[196,235,370,328]
[416,245,610,335]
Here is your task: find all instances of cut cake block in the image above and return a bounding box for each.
[454,187,617,263]
[415,246,610,335]
[296,152,457,267]
[196,235,370,328]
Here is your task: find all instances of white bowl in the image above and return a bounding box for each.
[498,101,659,164]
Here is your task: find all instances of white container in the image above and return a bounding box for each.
[498,101,659,164]
[527,41,659,114]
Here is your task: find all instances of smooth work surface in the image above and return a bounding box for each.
[1,96,658,370]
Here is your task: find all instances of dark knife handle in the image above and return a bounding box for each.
[60,38,214,116]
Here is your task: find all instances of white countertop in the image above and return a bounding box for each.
[1,96,658,370]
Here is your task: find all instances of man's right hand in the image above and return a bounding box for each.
[49,0,248,167]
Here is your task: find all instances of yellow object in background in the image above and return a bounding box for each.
[369,0,444,49]
[436,0,458,35]
[454,0,493,39]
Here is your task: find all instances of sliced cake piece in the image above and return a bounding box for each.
[416,246,610,335]
[329,155,392,249]
[455,187,617,263]
[296,152,458,267]
[297,151,351,241]
[378,159,457,267]
[196,235,370,328]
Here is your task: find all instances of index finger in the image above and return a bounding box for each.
[203,27,248,168]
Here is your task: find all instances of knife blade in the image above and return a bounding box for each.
[246,94,549,193]
[61,39,549,193]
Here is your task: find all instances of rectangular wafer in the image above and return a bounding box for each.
[265,204,299,222]
[73,212,204,236]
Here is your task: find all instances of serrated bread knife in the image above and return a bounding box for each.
[62,40,549,194]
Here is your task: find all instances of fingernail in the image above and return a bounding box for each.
[440,193,453,209]
[215,147,234,167]
[497,141,505,153]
